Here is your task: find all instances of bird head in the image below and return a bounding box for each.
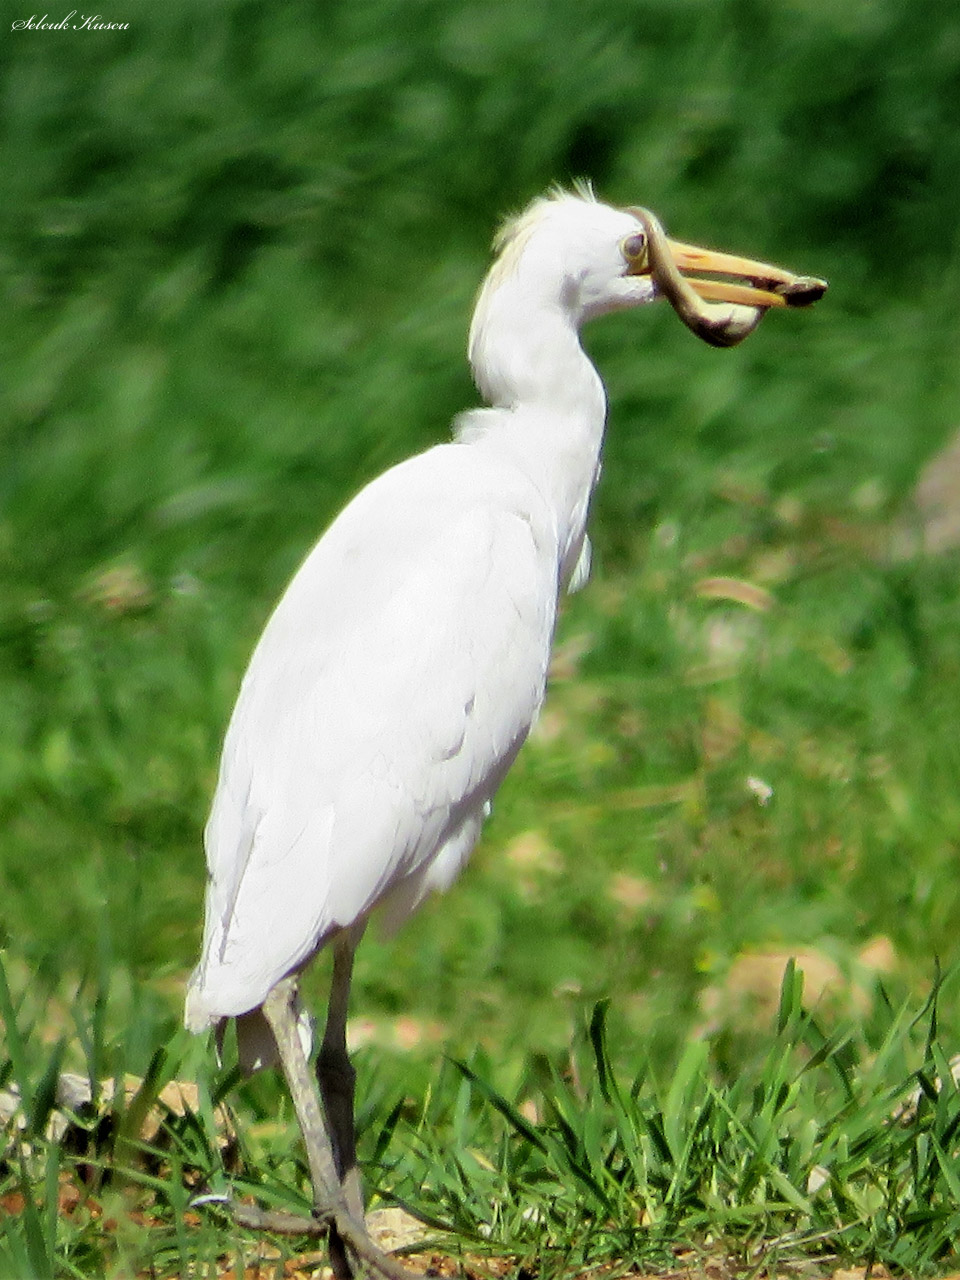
[474,188,826,349]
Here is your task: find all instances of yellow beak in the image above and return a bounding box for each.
[665,238,828,309]
[626,206,827,346]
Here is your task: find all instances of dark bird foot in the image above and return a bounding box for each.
[199,1194,413,1279]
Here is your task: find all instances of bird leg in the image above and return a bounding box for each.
[261,976,352,1278]
[317,930,365,1221]
[260,975,408,1280]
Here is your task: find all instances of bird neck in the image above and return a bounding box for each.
[465,272,608,578]
[469,271,606,423]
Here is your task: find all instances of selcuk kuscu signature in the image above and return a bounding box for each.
[12,12,129,29]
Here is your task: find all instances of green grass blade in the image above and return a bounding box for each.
[449,1058,547,1152]
[0,956,32,1119]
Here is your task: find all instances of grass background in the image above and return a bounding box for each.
[3,0,960,1274]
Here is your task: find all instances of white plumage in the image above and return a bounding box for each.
[185,193,654,1040]
[189,447,560,1027]
[184,188,823,1272]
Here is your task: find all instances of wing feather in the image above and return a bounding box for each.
[186,444,560,1024]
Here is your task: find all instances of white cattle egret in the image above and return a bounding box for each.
[186,188,825,1275]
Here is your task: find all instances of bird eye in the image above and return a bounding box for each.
[621,232,647,265]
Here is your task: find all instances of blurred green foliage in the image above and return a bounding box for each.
[1,0,960,1076]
